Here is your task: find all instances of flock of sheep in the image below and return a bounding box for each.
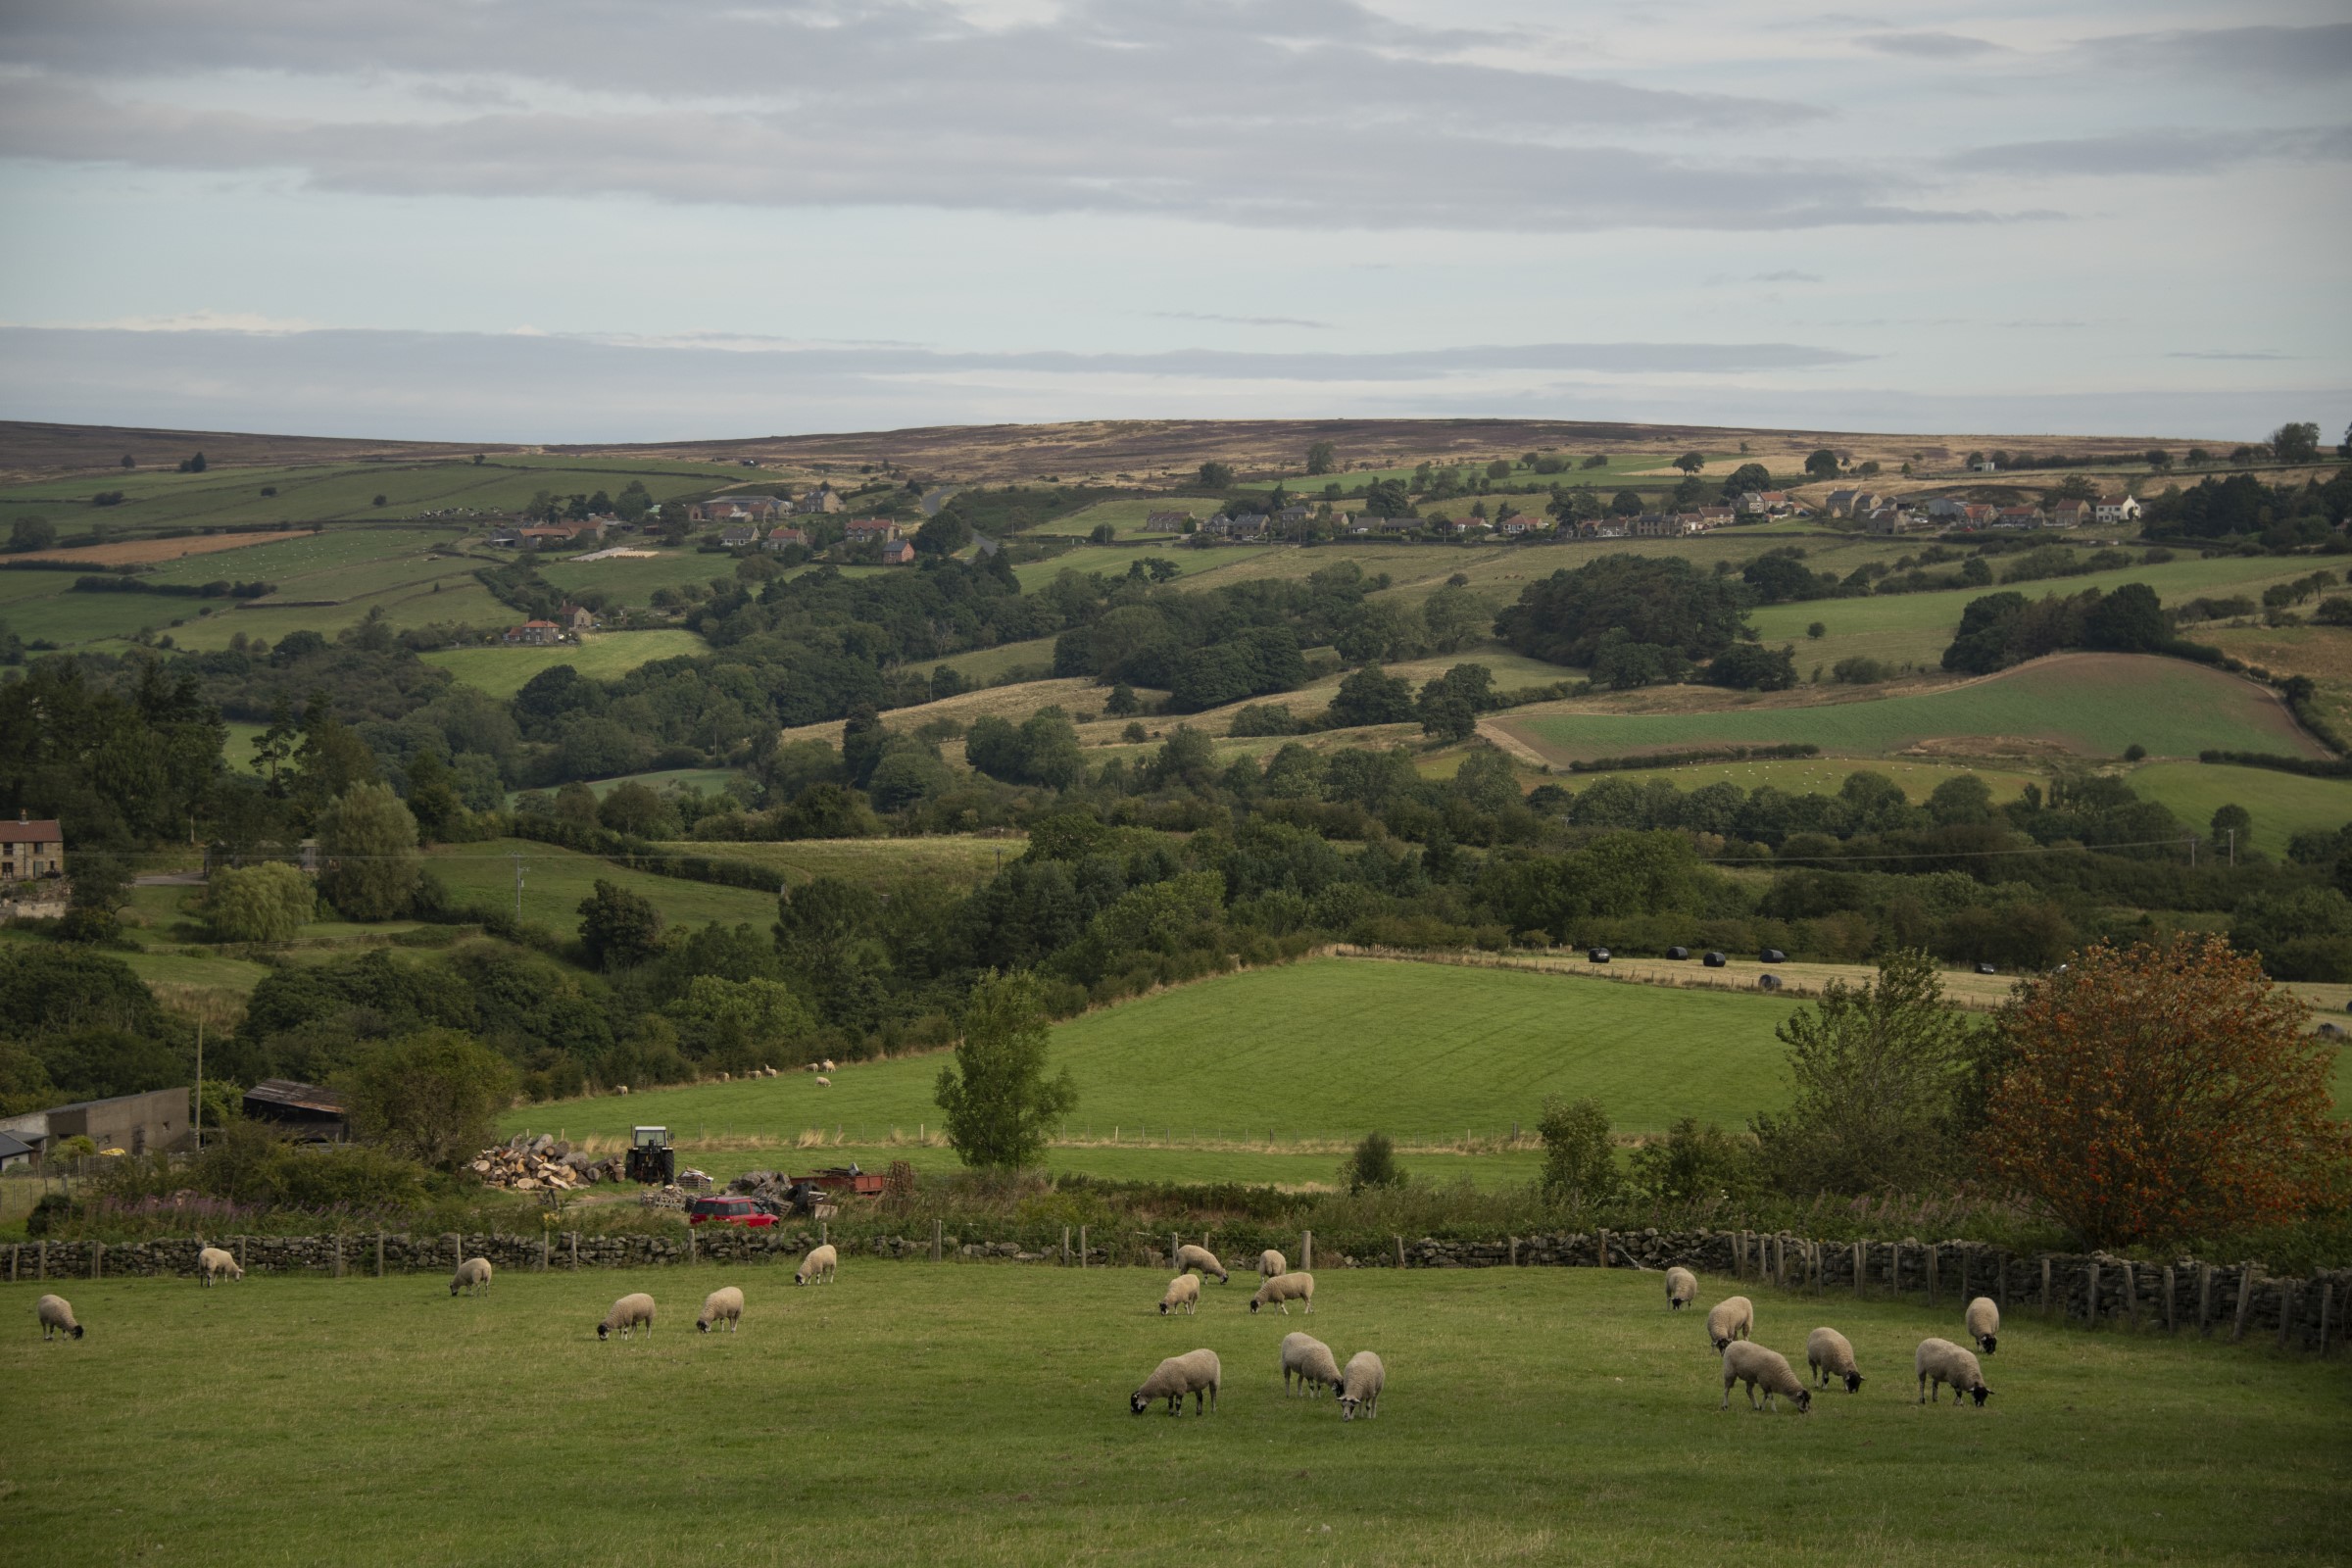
[29,1237,1998,1424]
[1668,1264,1999,1413]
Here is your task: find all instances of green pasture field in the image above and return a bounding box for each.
[0,455,745,533]
[1533,757,2043,802]
[522,766,748,804]
[422,628,710,698]
[0,927,273,994]
[2125,762,2352,857]
[917,634,1060,685]
[668,834,1017,891]
[7,1264,2342,1567]
[1012,543,1245,591]
[536,548,749,607]
[420,838,779,932]
[522,956,1806,1149]
[135,524,463,590]
[1499,655,2314,766]
[1051,496,1227,539]
[1751,554,2318,675]
[160,578,516,653]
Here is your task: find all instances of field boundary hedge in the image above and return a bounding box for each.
[1567,742,1821,774]
[2198,750,2352,779]
[10,1227,2338,1353]
[504,816,787,894]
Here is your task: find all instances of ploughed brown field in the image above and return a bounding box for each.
[12,527,319,566]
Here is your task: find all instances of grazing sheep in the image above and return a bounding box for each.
[1131,1348,1221,1416]
[795,1243,838,1286]
[449,1256,493,1297]
[1664,1266,1697,1311]
[1705,1295,1753,1351]
[1250,1272,1314,1316]
[1338,1350,1385,1421]
[197,1247,243,1287]
[1915,1338,1992,1406]
[1159,1273,1200,1316]
[1965,1296,2000,1354]
[1720,1342,1811,1414]
[1280,1332,1342,1397]
[1257,1249,1287,1280]
[814,1076,830,1088]
[35,1294,84,1341]
[1805,1327,1864,1393]
[820,1058,837,1072]
[1174,1244,1229,1283]
[598,1293,657,1341]
[698,1286,745,1333]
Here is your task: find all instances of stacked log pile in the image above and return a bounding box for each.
[469,1134,620,1192]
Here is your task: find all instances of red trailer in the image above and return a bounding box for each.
[791,1165,887,1198]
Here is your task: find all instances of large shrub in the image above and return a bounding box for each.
[207,861,316,944]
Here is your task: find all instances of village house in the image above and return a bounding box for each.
[1995,505,2045,529]
[1823,489,1881,519]
[517,526,581,549]
[1,811,65,881]
[1736,490,1796,515]
[762,525,808,552]
[792,488,844,515]
[877,538,917,565]
[1865,507,1923,535]
[1274,504,1312,532]
[564,606,598,635]
[2093,494,2142,525]
[1144,510,1194,532]
[505,619,564,646]
[1495,514,1544,536]
[1690,507,1737,530]
[1972,458,2001,473]
[842,517,900,546]
[486,525,523,547]
[688,495,786,524]
[2048,499,2093,527]
[719,523,760,547]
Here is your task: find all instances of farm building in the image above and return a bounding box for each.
[1,811,66,880]
[8,1087,194,1161]
[2094,494,2142,524]
[719,524,760,547]
[505,620,564,646]
[0,1128,35,1172]
[564,606,598,634]
[763,525,808,552]
[2050,499,2093,527]
[877,539,916,564]
[792,488,843,514]
[689,495,785,523]
[1144,510,1193,531]
[242,1079,350,1144]
[843,517,900,544]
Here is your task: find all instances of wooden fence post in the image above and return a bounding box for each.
[2319,1284,2333,1356]
[1062,1226,1070,1266]
[540,1232,550,1273]
[1395,1236,1405,1269]
[2085,1262,2100,1328]
[2163,1266,2177,1334]
[1927,1245,1938,1306]
[2278,1283,2296,1352]
[1169,1233,1179,1272]
[1078,1225,1087,1269]
[570,1232,579,1270]
[375,1232,385,1279]
[2233,1264,2258,1343]
[2198,1265,2215,1337]
[1853,1241,1865,1298]
[38,1239,47,1280]
[1598,1229,1610,1269]
[333,1236,344,1279]
[1302,1230,1313,1272]
[92,1241,102,1280]
[2040,1257,2052,1316]
[1509,1237,1519,1267]
[2122,1262,2136,1329]
[688,1228,697,1265]
[931,1219,942,1263]
[239,1236,248,1271]
[1891,1243,1904,1301]
[8,1244,15,1283]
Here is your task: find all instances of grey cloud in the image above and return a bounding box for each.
[1751,270,1824,283]
[1152,312,1335,329]
[1946,125,2352,176]
[2167,351,2295,362]
[0,78,1976,232]
[1858,31,2005,59]
[2078,24,2352,86]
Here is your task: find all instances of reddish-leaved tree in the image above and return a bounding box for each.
[1983,935,2350,1248]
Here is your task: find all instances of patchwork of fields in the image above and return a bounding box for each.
[6,1264,2344,1566]
[423,628,710,697]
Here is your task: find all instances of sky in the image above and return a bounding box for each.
[0,0,2346,444]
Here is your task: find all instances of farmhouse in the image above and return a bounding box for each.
[1865,507,1923,535]
[1144,510,1194,532]
[505,620,564,646]
[1,811,65,881]
[719,524,760,547]
[689,495,785,523]
[0,1128,35,1171]
[792,488,844,515]
[242,1078,350,1144]
[763,525,808,552]
[843,517,900,545]
[564,606,598,634]
[485,525,522,547]
[877,538,917,564]
[1736,490,1797,515]
[1274,504,1312,531]
[2049,499,2093,527]
[2094,494,2142,524]
[1995,505,2045,528]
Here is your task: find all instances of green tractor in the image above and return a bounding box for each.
[623,1125,675,1186]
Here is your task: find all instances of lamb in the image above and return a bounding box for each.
[1280,1332,1343,1397]
[448,1256,493,1297]
[1664,1266,1697,1311]
[197,1246,243,1287]
[1719,1342,1811,1414]
[795,1244,838,1286]
[1250,1272,1314,1315]
[1158,1273,1200,1316]
[598,1293,657,1341]
[1915,1338,1992,1406]
[1338,1350,1385,1421]
[1805,1327,1864,1393]
[1131,1348,1221,1416]
[698,1286,745,1333]
[1705,1295,1753,1351]
[1965,1296,2000,1354]
[36,1294,84,1341]
[1257,1249,1287,1280]
[1175,1244,1229,1283]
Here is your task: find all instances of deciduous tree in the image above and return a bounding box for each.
[934,969,1075,1169]
[1981,935,2351,1247]
[340,1028,515,1170]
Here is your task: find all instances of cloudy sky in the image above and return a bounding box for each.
[1,0,2346,443]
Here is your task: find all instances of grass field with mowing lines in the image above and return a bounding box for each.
[520,956,1808,1148]
[2125,761,2352,856]
[7,1265,2342,1567]
[422,629,710,697]
[421,838,779,931]
[1499,655,2313,765]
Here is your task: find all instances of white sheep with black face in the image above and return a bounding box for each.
[796,1244,838,1286]
[1706,1295,1753,1352]
[1916,1338,1993,1406]
[1280,1333,1342,1397]
[1131,1349,1220,1416]
[1175,1244,1228,1283]
[1806,1327,1864,1394]
[598,1293,656,1341]
[1159,1273,1200,1317]
[698,1286,744,1333]
[1965,1297,2000,1354]
[1338,1351,1384,1421]
[449,1256,493,1297]
[1250,1272,1313,1316]
[36,1294,84,1341]
[198,1247,243,1287]
[1720,1343,1811,1415]
[1664,1267,1696,1311]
